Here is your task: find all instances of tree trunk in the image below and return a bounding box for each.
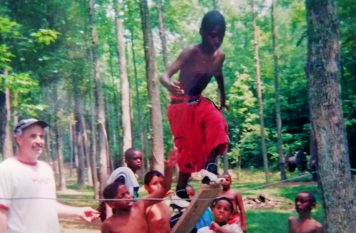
[114,0,132,154]
[88,0,109,194]
[139,0,164,172]
[3,69,14,158]
[155,0,168,69]
[53,87,66,191]
[252,0,269,184]
[271,0,286,181]
[0,90,6,160]
[74,94,86,187]
[81,114,93,186]
[306,0,356,232]
[129,29,148,164]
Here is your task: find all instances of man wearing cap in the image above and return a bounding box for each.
[0,118,99,233]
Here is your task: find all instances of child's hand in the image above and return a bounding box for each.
[209,222,220,232]
[164,150,177,168]
[168,81,184,96]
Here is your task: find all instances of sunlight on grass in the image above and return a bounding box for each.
[59,168,325,232]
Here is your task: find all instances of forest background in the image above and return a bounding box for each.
[0,0,355,230]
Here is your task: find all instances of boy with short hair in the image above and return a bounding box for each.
[288,192,324,233]
[197,197,243,233]
[107,147,143,198]
[100,151,176,233]
[160,10,229,207]
[144,170,172,233]
[219,174,246,233]
[99,147,143,221]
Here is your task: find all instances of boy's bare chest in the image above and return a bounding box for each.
[110,212,148,233]
[290,219,320,233]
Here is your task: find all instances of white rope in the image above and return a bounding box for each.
[0,172,321,202]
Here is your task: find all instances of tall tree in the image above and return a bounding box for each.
[139,0,164,172]
[129,30,147,157]
[3,70,13,158]
[271,0,286,180]
[74,93,86,187]
[306,0,356,232]
[252,0,269,183]
[54,108,66,191]
[88,0,109,192]
[155,0,168,69]
[114,0,132,154]
[0,90,5,159]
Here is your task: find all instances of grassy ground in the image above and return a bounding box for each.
[58,169,324,233]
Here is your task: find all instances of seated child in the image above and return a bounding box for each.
[100,151,176,233]
[98,147,143,221]
[144,170,172,233]
[288,192,324,233]
[197,197,243,233]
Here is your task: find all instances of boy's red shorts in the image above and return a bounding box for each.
[167,95,228,173]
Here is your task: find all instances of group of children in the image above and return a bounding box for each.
[99,147,247,233]
[98,148,324,233]
[99,9,324,233]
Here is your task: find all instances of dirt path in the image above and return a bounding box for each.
[60,219,101,233]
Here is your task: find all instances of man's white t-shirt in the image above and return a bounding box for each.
[0,158,60,233]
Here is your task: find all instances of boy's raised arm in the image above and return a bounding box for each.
[142,150,176,208]
[162,150,177,191]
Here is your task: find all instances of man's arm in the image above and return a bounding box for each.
[160,49,189,96]
[0,208,8,233]
[56,202,99,222]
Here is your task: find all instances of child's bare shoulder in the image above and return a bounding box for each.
[310,218,323,228]
[101,218,115,233]
[288,216,298,222]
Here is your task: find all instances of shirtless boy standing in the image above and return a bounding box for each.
[288,192,324,233]
[160,10,229,208]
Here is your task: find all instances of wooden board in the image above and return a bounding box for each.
[170,184,221,233]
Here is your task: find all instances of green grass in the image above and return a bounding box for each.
[232,170,324,233]
[171,169,324,233]
[59,169,325,233]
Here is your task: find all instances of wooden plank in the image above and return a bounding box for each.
[170,184,221,233]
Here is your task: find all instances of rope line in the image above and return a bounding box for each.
[0,172,320,202]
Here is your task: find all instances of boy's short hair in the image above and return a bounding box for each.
[144,170,163,185]
[124,147,138,158]
[301,191,317,204]
[211,196,234,213]
[200,10,226,33]
[103,181,125,200]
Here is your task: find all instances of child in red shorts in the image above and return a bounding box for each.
[160,10,229,208]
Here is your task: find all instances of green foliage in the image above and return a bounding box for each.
[0,44,13,69]
[1,0,354,172]
[30,29,59,45]
[0,16,20,38]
